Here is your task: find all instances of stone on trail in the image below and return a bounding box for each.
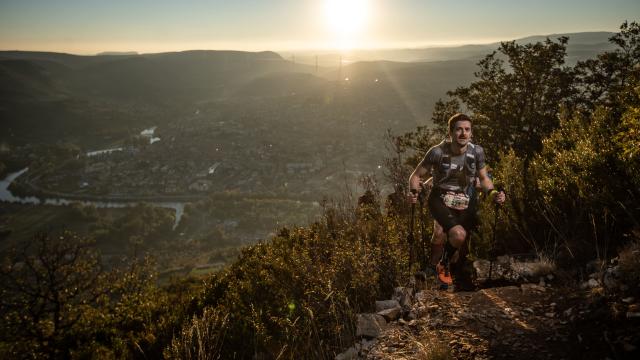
[392,287,414,309]
[377,306,402,322]
[356,314,387,338]
[375,299,400,312]
[335,346,358,360]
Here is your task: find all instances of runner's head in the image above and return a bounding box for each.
[448,113,472,134]
[448,113,472,147]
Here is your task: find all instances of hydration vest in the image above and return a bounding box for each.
[433,140,479,196]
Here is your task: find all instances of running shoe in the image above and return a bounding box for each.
[435,261,453,289]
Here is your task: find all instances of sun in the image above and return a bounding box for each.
[324,0,370,48]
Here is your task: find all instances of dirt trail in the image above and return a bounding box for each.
[362,284,639,360]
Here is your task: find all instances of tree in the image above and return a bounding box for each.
[383,21,640,263]
[0,231,109,358]
[0,231,183,359]
[450,37,576,166]
[511,22,640,262]
[575,21,640,112]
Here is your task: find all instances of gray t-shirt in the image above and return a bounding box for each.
[419,141,486,192]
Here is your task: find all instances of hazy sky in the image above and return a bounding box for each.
[0,0,638,54]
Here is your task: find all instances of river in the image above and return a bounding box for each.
[0,168,185,229]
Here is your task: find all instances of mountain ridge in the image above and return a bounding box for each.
[0,30,617,146]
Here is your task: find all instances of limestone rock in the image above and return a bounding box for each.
[392,287,414,309]
[356,314,387,338]
[377,306,402,322]
[375,300,400,312]
[335,346,358,360]
[360,338,376,352]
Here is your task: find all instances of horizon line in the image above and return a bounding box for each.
[0,30,615,56]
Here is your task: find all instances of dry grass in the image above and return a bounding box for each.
[412,337,454,360]
[368,328,453,360]
[618,235,640,294]
[529,254,556,277]
[164,308,229,360]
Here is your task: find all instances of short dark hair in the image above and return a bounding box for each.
[448,113,472,133]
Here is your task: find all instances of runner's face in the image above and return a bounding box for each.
[452,120,472,146]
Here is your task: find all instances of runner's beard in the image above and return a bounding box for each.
[456,137,469,146]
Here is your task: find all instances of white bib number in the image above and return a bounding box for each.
[442,192,470,210]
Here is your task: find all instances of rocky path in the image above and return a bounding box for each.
[340,282,640,360]
[367,284,572,359]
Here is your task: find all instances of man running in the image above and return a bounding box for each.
[408,113,505,289]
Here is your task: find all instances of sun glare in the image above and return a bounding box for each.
[324,0,370,49]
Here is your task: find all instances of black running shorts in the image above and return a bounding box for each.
[428,189,477,233]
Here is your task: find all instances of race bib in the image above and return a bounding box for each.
[442,192,470,210]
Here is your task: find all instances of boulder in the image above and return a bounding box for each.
[356,314,387,338]
[335,346,358,360]
[392,287,414,309]
[375,300,400,312]
[360,338,376,352]
[377,306,402,322]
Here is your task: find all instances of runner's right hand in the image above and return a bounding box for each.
[407,188,419,204]
[421,178,433,193]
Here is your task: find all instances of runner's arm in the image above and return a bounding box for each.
[409,165,428,192]
[409,146,440,203]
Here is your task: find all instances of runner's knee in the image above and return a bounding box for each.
[448,226,466,247]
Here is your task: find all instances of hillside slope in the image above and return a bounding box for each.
[351,284,639,359]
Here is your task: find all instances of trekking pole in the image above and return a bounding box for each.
[407,189,417,267]
[418,188,429,270]
[488,185,504,282]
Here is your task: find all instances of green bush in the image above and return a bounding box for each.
[0,231,192,359]
[167,187,410,359]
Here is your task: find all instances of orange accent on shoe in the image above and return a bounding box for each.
[436,262,453,286]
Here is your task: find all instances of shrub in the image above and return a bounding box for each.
[167,188,411,359]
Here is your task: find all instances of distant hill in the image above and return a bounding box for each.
[287,31,617,65]
[0,50,322,145]
[514,31,613,45]
[0,31,619,146]
[0,50,316,103]
[0,59,68,100]
[0,51,132,69]
[0,30,615,104]
[96,51,139,56]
